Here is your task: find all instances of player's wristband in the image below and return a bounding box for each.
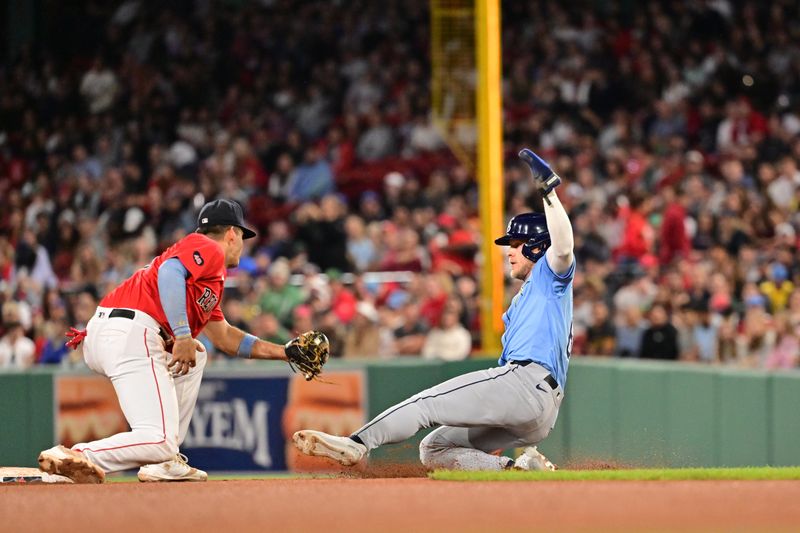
[237,333,258,359]
[173,325,191,339]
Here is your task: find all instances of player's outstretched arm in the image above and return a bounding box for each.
[204,320,329,381]
[518,148,574,275]
[204,319,287,361]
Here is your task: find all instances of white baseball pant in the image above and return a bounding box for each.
[72,307,206,473]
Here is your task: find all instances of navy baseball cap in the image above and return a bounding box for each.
[197,199,257,239]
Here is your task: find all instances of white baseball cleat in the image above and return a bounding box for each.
[38,445,105,484]
[513,446,557,471]
[293,430,367,466]
[138,453,208,482]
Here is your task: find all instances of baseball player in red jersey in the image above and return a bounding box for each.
[38,199,305,483]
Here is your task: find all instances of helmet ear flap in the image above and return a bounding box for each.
[522,240,550,262]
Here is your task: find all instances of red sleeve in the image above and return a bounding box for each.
[210,301,225,322]
[173,235,225,281]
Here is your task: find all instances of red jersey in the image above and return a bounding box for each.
[101,233,226,337]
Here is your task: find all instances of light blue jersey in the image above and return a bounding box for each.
[498,256,575,389]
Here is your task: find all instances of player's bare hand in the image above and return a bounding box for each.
[168,336,201,376]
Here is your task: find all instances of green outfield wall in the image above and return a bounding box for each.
[0,368,55,467]
[1,358,798,469]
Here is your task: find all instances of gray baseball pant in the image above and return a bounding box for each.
[352,362,563,470]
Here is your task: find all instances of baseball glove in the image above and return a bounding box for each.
[285,330,330,381]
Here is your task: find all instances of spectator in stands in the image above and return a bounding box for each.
[267,153,297,203]
[36,318,70,365]
[0,237,15,285]
[286,146,335,203]
[0,322,35,368]
[358,190,386,224]
[250,312,292,346]
[585,301,616,356]
[417,273,451,328]
[378,227,426,272]
[291,304,315,338]
[639,304,680,360]
[737,292,776,367]
[4,0,800,372]
[356,109,395,161]
[259,259,305,330]
[613,270,658,323]
[324,126,356,176]
[260,220,297,261]
[79,56,118,115]
[317,309,346,359]
[344,214,377,272]
[614,192,655,265]
[429,213,479,276]
[764,314,800,369]
[342,301,382,359]
[327,269,357,324]
[760,262,794,313]
[716,309,739,364]
[294,194,352,272]
[381,172,406,217]
[616,306,647,358]
[392,300,428,356]
[690,303,721,363]
[421,304,471,361]
[658,185,691,266]
[222,300,249,331]
[405,115,445,156]
[453,275,480,347]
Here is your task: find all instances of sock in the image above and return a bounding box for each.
[349,435,365,446]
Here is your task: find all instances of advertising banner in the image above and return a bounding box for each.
[53,369,366,472]
[56,375,128,448]
[182,370,366,472]
[181,375,290,471]
[283,370,367,472]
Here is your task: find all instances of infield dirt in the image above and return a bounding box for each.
[2,477,800,532]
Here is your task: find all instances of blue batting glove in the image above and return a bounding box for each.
[519,148,561,195]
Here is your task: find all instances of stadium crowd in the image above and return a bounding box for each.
[2,0,800,370]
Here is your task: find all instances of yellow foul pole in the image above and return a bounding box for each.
[475,0,504,355]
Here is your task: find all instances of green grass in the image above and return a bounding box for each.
[430,466,800,482]
[99,467,800,483]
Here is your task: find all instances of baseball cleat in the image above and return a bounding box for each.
[38,445,105,484]
[293,430,367,466]
[513,446,557,471]
[137,453,207,482]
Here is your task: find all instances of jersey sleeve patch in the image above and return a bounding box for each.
[174,235,224,280]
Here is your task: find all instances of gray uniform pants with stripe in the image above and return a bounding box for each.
[353,362,564,470]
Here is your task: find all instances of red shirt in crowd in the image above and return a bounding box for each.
[101,233,226,337]
[615,206,653,261]
[659,201,690,265]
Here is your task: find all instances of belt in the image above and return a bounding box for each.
[511,360,558,390]
[108,308,172,342]
[109,309,135,320]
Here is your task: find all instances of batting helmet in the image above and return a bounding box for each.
[494,212,551,262]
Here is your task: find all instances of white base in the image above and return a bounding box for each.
[0,467,74,484]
